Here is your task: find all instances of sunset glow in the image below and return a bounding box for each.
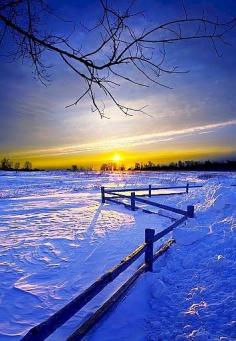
[1,1,236,340]
[0,0,236,169]
[112,154,122,162]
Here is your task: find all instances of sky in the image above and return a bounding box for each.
[0,0,236,169]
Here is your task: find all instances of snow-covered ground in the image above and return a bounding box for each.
[0,171,235,340]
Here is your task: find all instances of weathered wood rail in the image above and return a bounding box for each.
[22,220,192,341]
[22,184,196,341]
[102,183,198,216]
[103,183,202,195]
[67,239,175,341]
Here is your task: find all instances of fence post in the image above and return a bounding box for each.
[145,229,155,272]
[186,182,189,193]
[131,192,136,211]
[101,187,105,203]
[148,184,152,197]
[187,205,194,218]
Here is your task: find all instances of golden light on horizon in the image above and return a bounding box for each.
[112,153,122,162]
[2,145,235,170]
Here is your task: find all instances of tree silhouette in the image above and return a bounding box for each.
[1,157,12,170]
[100,162,126,171]
[71,165,78,171]
[0,0,235,117]
[14,161,20,171]
[24,160,32,171]
[132,159,236,171]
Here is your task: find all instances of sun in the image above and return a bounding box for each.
[112,153,122,162]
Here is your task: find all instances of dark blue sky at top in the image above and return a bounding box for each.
[0,0,236,161]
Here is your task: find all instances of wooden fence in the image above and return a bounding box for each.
[102,183,199,216]
[22,184,196,341]
[23,217,190,341]
[102,182,202,197]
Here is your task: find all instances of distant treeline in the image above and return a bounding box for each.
[70,163,126,172]
[68,165,93,171]
[0,158,38,171]
[2,157,236,172]
[132,160,236,171]
[100,162,126,171]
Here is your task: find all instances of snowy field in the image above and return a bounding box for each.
[0,171,236,341]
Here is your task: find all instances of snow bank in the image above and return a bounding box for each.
[0,171,236,340]
[88,175,236,341]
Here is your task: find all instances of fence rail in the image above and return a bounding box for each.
[103,183,202,194]
[106,192,130,199]
[67,239,175,341]
[23,215,192,341]
[135,196,193,216]
[153,216,188,242]
[22,183,196,341]
[102,184,195,217]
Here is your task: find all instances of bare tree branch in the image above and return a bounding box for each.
[0,0,235,118]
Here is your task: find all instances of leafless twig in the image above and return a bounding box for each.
[0,0,235,117]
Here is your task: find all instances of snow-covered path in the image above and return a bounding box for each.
[89,180,236,341]
[0,171,236,340]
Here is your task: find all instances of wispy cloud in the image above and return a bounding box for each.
[9,119,236,158]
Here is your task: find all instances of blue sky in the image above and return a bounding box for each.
[0,0,236,167]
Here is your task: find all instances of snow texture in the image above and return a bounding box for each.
[0,171,235,341]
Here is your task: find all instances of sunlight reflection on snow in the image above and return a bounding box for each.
[1,171,236,339]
